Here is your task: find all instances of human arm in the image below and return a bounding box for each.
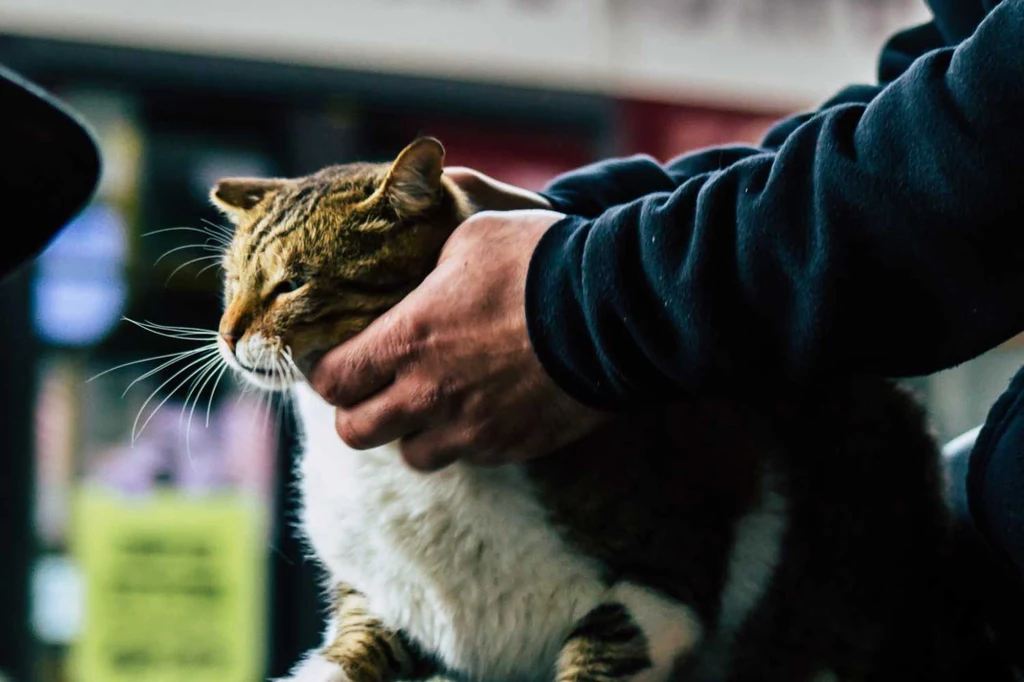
[526,0,1024,409]
[539,20,948,218]
[305,6,1004,470]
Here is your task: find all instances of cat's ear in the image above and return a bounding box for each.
[210,178,287,223]
[367,137,445,217]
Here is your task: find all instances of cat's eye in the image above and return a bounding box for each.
[270,279,304,298]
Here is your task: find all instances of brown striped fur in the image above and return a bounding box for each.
[213,138,471,375]
[211,138,1003,682]
[322,585,435,682]
[557,604,651,682]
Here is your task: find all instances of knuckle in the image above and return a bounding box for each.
[412,380,447,414]
[372,311,416,358]
[461,391,489,422]
[403,317,431,348]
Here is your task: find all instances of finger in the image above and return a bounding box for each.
[398,428,473,473]
[308,312,406,407]
[333,380,444,451]
[442,168,550,212]
[441,167,480,191]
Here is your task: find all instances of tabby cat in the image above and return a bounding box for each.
[209,138,979,682]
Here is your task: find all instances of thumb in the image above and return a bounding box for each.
[308,310,405,408]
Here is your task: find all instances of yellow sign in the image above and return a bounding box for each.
[70,487,268,682]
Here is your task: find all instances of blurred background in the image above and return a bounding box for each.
[1,1,1021,681]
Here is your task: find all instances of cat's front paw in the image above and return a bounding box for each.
[274,653,349,682]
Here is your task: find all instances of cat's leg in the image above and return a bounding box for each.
[321,585,436,682]
[278,584,436,682]
[557,582,703,682]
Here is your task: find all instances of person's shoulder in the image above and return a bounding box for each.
[927,0,994,45]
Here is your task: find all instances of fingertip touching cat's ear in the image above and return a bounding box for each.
[374,137,446,217]
[210,178,288,222]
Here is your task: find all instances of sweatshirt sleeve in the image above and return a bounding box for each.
[540,20,947,219]
[525,0,1024,409]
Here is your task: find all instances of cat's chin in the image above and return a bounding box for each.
[217,342,302,393]
[237,369,300,393]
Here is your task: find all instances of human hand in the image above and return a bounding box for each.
[443,167,553,212]
[308,209,608,472]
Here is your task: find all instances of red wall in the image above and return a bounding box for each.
[400,120,596,191]
[618,99,791,160]
[402,98,795,192]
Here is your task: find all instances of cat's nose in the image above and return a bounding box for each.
[220,301,251,352]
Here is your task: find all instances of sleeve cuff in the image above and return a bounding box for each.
[538,191,578,216]
[525,215,630,412]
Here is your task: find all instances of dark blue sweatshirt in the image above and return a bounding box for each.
[527,0,1024,408]
[526,2,1024,659]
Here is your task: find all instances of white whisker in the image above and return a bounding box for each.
[274,388,286,435]
[131,329,215,342]
[132,319,217,333]
[123,325,214,341]
[273,354,293,434]
[195,259,225,278]
[264,354,283,432]
[183,355,226,460]
[251,389,266,429]
[123,318,219,341]
[87,346,211,383]
[144,225,231,247]
[131,351,223,444]
[248,346,271,428]
[166,254,224,284]
[205,364,230,427]
[121,344,218,398]
[178,357,220,464]
[201,218,233,233]
[154,242,223,266]
[179,353,222,431]
[282,347,302,381]
[192,358,226,416]
[200,218,234,240]
[235,379,253,407]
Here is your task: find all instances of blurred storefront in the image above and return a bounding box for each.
[2,1,1017,682]
[0,29,615,682]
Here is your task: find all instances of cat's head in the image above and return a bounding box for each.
[210,137,470,391]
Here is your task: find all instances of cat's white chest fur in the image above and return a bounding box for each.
[291,384,609,682]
